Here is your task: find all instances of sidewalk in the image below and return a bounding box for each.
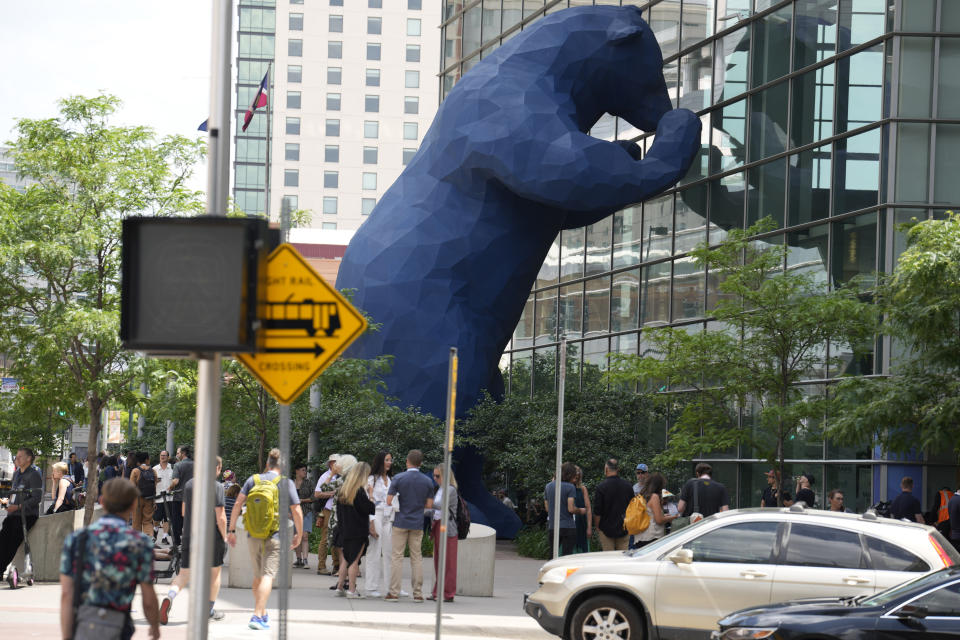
[0,541,554,639]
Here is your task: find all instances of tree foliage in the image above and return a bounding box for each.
[828,212,960,457]
[605,219,876,501]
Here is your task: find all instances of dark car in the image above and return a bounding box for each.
[713,566,960,640]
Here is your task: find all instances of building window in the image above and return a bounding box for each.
[285,143,300,161]
[365,95,380,113]
[326,119,340,136]
[327,93,341,110]
[284,169,299,187]
[364,121,379,138]
[290,0,303,4]
[403,122,418,140]
[408,0,421,9]
[324,171,339,188]
[405,70,420,88]
[282,195,298,211]
[287,91,301,109]
[369,0,382,7]
[288,65,302,83]
[406,44,420,63]
[327,67,342,85]
[288,39,303,56]
[286,117,301,135]
[362,197,376,215]
[367,43,381,61]
[403,148,416,165]
[404,96,419,114]
[289,13,303,30]
[363,146,378,164]
[328,41,342,59]
[407,18,421,36]
[323,196,338,214]
[322,222,337,230]
[365,69,381,87]
[362,172,377,190]
[329,0,342,5]
[325,144,339,162]
[329,15,343,33]
[368,17,382,35]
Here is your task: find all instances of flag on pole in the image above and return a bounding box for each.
[242,71,269,132]
[198,119,208,132]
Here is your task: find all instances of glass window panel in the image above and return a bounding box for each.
[321,222,337,230]
[784,524,866,568]
[329,15,342,32]
[747,157,787,228]
[675,186,708,254]
[901,0,935,30]
[838,0,885,52]
[362,198,377,215]
[406,44,421,63]
[613,206,642,269]
[482,0,502,43]
[821,463,872,512]
[287,91,301,109]
[464,5,482,54]
[514,295,535,348]
[933,125,960,202]
[407,18,421,36]
[898,37,934,117]
[537,233,561,289]
[749,81,789,163]
[682,0,714,50]
[585,217,611,276]
[409,0,422,9]
[365,95,380,113]
[284,143,299,161]
[831,211,877,285]
[523,0,543,20]
[326,93,341,110]
[672,259,705,320]
[403,122,418,140]
[865,536,929,573]
[945,1,960,31]
[833,129,880,215]
[285,117,300,135]
[535,289,558,346]
[289,12,303,30]
[323,197,337,215]
[611,269,640,333]
[328,41,342,59]
[680,115,712,185]
[582,337,610,385]
[405,70,420,88]
[792,63,835,148]
[787,225,829,286]
[707,172,744,233]
[560,228,585,283]
[367,43,381,61]
[584,276,610,335]
[369,0,382,7]
[368,17,382,35]
[939,39,960,118]
[237,138,266,162]
[366,69,380,87]
[752,5,793,87]
[444,21,463,70]
[641,261,671,325]
[324,145,339,162]
[837,46,883,134]
[363,146,378,164]
[895,123,930,203]
[560,282,584,339]
[404,96,419,115]
[793,0,838,72]
[679,44,713,112]
[685,522,779,564]
[402,148,416,165]
[504,0,523,30]
[510,349,532,397]
[649,0,680,59]
[323,171,338,188]
[284,169,298,187]
[330,0,342,5]
[711,99,747,175]
[788,144,832,227]
[364,121,379,138]
[533,346,557,394]
[362,172,377,190]
[288,39,303,57]
[327,67,341,85]
[644,196,674,262]
[288,65,302,83]
[281,195,297,213]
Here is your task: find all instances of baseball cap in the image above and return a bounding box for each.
[635,463,649,472]
[223,469,236,482]
[328,454,339,462]
[765,469,777,476]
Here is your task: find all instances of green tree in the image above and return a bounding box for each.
[828,212,960,457]
[606,219,876,503]
[0,94,205,520]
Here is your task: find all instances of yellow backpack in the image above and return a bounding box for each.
[624,494,651,535]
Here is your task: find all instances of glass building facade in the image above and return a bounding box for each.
[440,0,960,511]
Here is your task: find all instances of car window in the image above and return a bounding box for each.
[684,522,779,564]
[862,571,952,607]
[906,581,960,617]
[865,535,930,572]
[783,523,866,569]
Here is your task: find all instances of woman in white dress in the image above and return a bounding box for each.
[364,450,394,597]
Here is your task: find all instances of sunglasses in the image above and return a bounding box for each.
[636,471,648,475]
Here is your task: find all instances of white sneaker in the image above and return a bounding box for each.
[346,591,366,599]
[366,590,382,598]
[400,590,410,597]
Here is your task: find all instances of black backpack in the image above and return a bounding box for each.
[455,495,471,540]
[137,467,156,499]
[872,500,891,518]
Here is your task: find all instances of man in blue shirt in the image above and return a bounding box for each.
[890,476,924,523]
[386,449,434,603]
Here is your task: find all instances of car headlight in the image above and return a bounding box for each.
[540,566,581,584]
[720,628,778,640]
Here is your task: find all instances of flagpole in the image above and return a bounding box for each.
[264,62,272,220]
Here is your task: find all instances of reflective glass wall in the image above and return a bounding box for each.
[442,0,960,511]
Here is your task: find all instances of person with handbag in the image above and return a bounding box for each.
[59,477,159,640]
[676,463,729,528]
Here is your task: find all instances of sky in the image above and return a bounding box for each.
[1,1,215,188]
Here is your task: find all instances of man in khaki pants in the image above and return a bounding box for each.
[592,458,634,551]
[313,454,340,575]
[385,450,434,602]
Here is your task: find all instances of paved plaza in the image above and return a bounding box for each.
[0,540,553,639]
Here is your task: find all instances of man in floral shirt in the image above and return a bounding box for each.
[60,478,160,640]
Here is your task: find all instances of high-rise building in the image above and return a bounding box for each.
[233,0,442,232]
[440,0,960,510]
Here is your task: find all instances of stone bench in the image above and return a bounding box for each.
[10,507,103,582]
[455,522,495,596]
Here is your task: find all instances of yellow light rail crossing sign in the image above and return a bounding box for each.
[235,243,367,404]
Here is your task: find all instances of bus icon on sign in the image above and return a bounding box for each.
[264,295,342,337]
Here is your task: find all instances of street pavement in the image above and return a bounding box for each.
[0,540,554,639]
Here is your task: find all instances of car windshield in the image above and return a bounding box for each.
[860,570,952,607]
[627,516,714,558]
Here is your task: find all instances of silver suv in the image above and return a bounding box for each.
[523,506,959,640]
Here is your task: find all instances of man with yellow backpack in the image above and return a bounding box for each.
[227,448,303,631]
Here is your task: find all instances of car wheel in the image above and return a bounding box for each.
[570,594,644,640]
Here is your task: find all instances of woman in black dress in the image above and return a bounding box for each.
[334,462,375,598]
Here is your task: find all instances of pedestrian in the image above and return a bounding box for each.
[334,462,375,598]
[121,449,135,479]
[592,458,633,551]
[313,453,341,575]
[365,450,394,597]
[0,447,43,576]
[947,488,960,553]
[159,456,227,624]
[677,463,730,520]
[385,449,435,603]
[633,472,677,549]
[326,454,358,589]
[793,472,817,508]
[573,466,592,554]
[632,463,649,495]
[227,448,303,631]
[47,462,77,514]
[498,489,516,511]
[293,463,314,568]
[98,455,120,494]
[59,478,159,640]
[827,489,853,513]
[761,469,792,507]
[222,469,237,490]
[890,476,924,523]
[128,452,157,536]
[545,462,580,556]
[428,463,458,602]
[224,483,241,526]
[169,445,195,547]
[68,452,85,488]
[152,450,174,544]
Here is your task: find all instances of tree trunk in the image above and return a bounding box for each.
[83,396,104,525]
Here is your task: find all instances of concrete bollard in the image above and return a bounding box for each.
[455,523,496,596]
[10,506,104,582]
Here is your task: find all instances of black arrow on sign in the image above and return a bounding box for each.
[264,343,326,357]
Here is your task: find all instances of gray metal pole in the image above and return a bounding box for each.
[165,421,175,460]
[187,0,232,636]
[308,384,320,482]
[552,338,566,560]
[434,347,458,640]
[137,382,147,438]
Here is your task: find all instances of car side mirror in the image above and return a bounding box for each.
[897,605,928,620]
[669,548,694,565]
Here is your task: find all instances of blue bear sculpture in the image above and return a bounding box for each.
[337,6,701,536]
